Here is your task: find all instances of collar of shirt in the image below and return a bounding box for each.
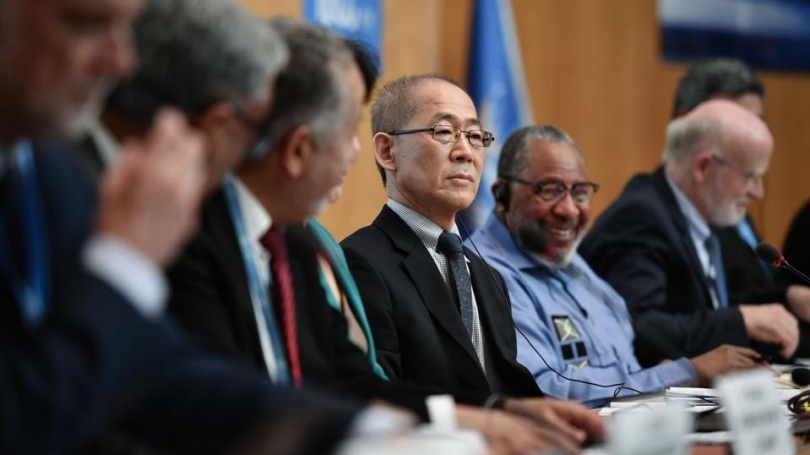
[85,121,122,167]
[386,198,462,254]
[664,173,710,242]
[233,177,273,289]
[233,177,272,244]
[0,140,24,179]
[664,172,716,288]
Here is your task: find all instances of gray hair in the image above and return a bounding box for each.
[370,73,465,185]
[498,125,581,178]
[106,0,288,124]
[662,115,724,171]
[263,17,354,148]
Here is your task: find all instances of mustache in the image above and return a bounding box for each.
[517,222,587,266]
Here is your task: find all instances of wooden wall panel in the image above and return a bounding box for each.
[240,0,299,17]
[757,73,810,246]
[240,0,810,247]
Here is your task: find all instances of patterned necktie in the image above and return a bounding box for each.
[705,233,729,309]
[260,226,302,387]
[437,232,474,336]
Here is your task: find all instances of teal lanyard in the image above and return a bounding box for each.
[0,141,50,327]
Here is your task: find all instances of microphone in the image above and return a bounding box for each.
[755,242,810,285]
[792,367,810,387]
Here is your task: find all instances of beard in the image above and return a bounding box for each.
[518,221,584,268]
[700,176,747,227]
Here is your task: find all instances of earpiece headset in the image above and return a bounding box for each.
[495,180,511,208]
[494,178,511,211]
[457,217,643,399]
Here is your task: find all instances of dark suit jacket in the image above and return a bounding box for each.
[1,145,357,455]
[780,201,810,358]
[341,206,541,399]
[580,167,749,367]
[784,201,810,287]
[167,190,463,421]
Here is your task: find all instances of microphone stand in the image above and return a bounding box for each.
[779,259,810,286]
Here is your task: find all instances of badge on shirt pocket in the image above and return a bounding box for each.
[552,315,589,368]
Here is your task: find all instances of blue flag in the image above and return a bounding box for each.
[303,0,383,69]
[461,0,532,235]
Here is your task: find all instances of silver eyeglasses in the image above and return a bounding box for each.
[386,124,494,148]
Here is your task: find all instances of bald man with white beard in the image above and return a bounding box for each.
[581,99,799,367]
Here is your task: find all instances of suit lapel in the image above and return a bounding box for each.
[650,168,714,308]
[202,191,262,346]
[467,252,511,360]
[374,207,481,367]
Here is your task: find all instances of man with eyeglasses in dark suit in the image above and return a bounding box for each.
[342,74,605,450]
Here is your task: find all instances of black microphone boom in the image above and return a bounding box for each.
[793,367,810,387]
[755,242,810,286]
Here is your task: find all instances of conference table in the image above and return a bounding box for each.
[692,439,810,454]
[596,378,809,455]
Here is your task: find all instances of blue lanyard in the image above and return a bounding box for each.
[0,141,50,327]
[222,174,290,384]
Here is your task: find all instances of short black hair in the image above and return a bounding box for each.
[672,58,765,119]
[345,39,380,102]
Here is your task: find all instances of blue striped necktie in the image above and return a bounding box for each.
[705,233,729,308]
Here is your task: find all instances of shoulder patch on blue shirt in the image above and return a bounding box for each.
[552,315,589,367]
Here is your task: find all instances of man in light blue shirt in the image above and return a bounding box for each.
[466,125,761,407]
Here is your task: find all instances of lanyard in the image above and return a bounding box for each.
[0,141,50,327]
[222,174,289,384]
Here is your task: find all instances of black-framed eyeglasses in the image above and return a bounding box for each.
[386,124,494,148]
[502,176,600,205]
[234,108,274,160]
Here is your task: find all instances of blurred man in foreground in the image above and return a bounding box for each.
[0,0,361,453]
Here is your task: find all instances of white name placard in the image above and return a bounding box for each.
[716,369,794,455]
[607,404,693,455]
